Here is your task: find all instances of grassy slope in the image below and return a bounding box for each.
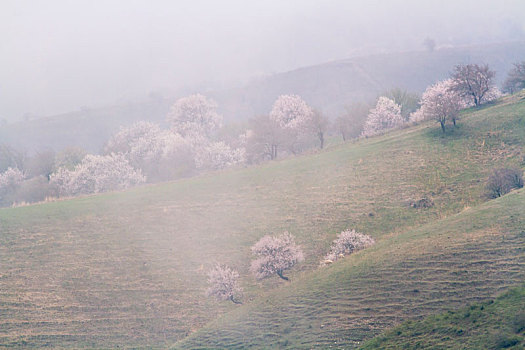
[361,285,525,350]
[174,188,525,349]
[1,93,525,348]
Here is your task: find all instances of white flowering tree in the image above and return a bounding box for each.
[194,141,245,170]
[105,121,161,155]
[269,94,314,155]
[250,232,304,281]
[50,153,145,196]
[0,167,25,197]
[361,97,404,137]
[451,64,496,106]
[335,103,370,141]
[167,94,222,138]
[269,94,313,131]
[206,264,243,304]
[106,122,195,181]
[324,230,375,263]
[411,79,466,132]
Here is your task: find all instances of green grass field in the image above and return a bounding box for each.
[1,92,524,348]
[362,285,525,349]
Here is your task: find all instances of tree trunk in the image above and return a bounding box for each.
[271,144,278,160]
[319,132,324,149]
[229,295,242,304]
[452,118,457,126]
[341,132,346,142]
[440,120,446,133]
[276,270,289,281]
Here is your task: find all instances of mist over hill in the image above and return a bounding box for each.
[213,41,525,120]
[1,41,524,154]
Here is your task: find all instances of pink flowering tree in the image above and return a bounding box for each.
[269,94,314,155]
[411,79,466,132]
[250,232,304,281]
[245,115,285,161]
[362,97,404,137]
[324,230,375,263]
[450,64,496,106]
[206,264,243,304]
[50,153,145,196]
[167,94,222,138]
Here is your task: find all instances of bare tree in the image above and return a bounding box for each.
[384,88,420,121]
[502,61,525,94]
[206,264,243,304]
[334,103,369,141]
[245,115,283,162]
[309,109,330,149]
[55,147,87,171]
[250,232,304,281]
[486,168,524,198]
[0,144,25,173]
[25,150,56,179]
[451,64,495,106]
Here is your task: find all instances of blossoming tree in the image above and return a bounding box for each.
[362,97,404,137]
[250,232,304,281]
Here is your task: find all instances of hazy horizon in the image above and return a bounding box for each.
[2,0,525,122]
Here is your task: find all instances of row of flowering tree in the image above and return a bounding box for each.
[361,63,502,136]
[43,93,333,199]
[207,230,374,304]
[1,93,326,204]
[48,94,246,197]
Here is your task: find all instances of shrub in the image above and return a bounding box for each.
[486,167,524,198]
[324,230,375,262]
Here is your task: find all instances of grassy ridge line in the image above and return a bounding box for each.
[174,189,525,349]
[361,285,525,349]
[1,94,524,348]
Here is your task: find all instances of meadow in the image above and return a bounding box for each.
[1,92,524,348]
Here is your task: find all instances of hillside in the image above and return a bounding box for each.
[1,41,524,154]
[174,188,525,349]
[1,93,525,348]
[361,285,525,349]
[213,41,525,120]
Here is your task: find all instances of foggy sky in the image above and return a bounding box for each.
[1,0,524,122]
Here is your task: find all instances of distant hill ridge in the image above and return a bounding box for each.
[1,41,524,153]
